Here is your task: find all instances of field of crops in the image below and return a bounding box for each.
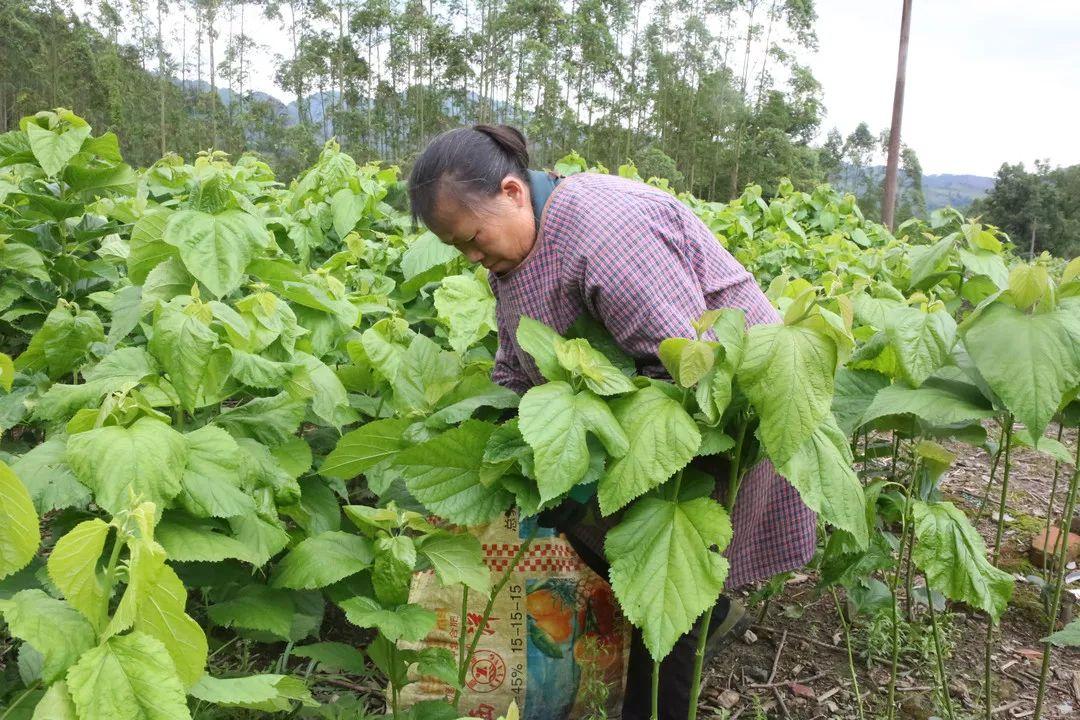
[1,110,1078,720]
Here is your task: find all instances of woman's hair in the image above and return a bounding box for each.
[408,124,530,229]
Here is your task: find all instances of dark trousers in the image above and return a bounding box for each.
[560,529,730,720]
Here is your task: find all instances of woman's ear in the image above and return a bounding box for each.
[500,174,529,208]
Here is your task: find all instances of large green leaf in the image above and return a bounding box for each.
[12,439,90,514]
[189,674,317,712]
[26,121,91,176]
[911,501,1013,621]
[907,235,956,290]
[128,209,177,283]
[177,425,253,519]
[598,386,700,515]
[0,589,96,684]
[291,642,368,674]
[66,417,187,515]
[293,351,358,428]
[775,415,868,548]
[66,632,191,720]
[516,316,571,383]
[737,322,836,467]
[1043,620,1080,647]
[16,304,104,380]
[859,377,996,429]
[883,306,957,387]
[519,382,628,505]
[214,392,306,446]
[47,518,110,632]
[417,531,490,594]
[395,421,514,525]
[606,495,732,660]
[322,418,411,479]
[434,272,496,353]
[401,231,459,281]
[962,301,1080,439]
[391,334,462,415]
[271,531,374,590]
[831,369,890,435]
[0,461,39,581]
[339,596,436,643]
[163,209,269,298]
[30,681,78,720]
[156,515,254,564]
[149,299,231,412]
[35,347,158,421]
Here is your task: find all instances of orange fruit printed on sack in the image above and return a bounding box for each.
[527,588,574,643]
[573,632,620,671]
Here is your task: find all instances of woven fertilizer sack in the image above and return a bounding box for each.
[397,510,631,720]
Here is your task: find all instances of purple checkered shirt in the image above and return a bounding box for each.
[488,172,816,589]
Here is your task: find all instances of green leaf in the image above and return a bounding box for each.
[0,243,49,282]
[149,299,231,412]
[884,306,957,387]
[340,597,436,643]
[775,415,868,548]
[26,121,90,176]
[415,647,461,687]
[292,642,368,674]
[331,188,367,239]
[47,519,110,632]
[35,347,158,421]
[958,248,1008,289]
[962,302,1080,439]
[402,231,459,280]
[606,496,732,660]
[293,351,358,428]
[189,674,317,712]
[737,323,836,467]
[598,386,700,515]
[658,338,716,388]
[0,351,12,392]
[392,334,462,415]
[859,377,996,429]
[214,392,307,446]
[519,382,629,505]
[395,421,514,525]
[0,461,39,581]
[1008,264,1050,311]
[907,235,955,290]
[177,425,253,519]
[67,632,191,720]
[16,304,104,380]
[417,532,490,594]
[434,272,496,353]
[424,373,519,429]
[323,419,412,479]
[911,501,1013,621]
[208,585,297,639]
[156,515,254,564]
[163,209,269,298]
[228,513,289,568]
[0,589,96,684]
[105,285,144,348]
[30,681,77,720]
[554,338,636,396]
[516,316,570,382]
[128,209,177,284]
[11,439,91,515]
[1042,620,1080,647]
[831,369,890,436]
[66,417,186,515]
[271,531,374,590]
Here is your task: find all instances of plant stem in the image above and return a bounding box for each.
[0,681,41,720]
[886,460,912,720]
[890,433,900,481]
[102,527,125,597]
[686,607,713,720]
[726,416,748,511]
[456,585,469,692]
[651,659,660,720]
[454,523,539,706]
[1033,439,1080,720]
[1041,423,1066,576]
[830,587,867,720]
[925,581,955,720]
[976,423,1007,520]
[984,415,1013,720]
[389,644,400,720]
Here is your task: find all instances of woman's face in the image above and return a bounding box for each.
[429,174,536,274]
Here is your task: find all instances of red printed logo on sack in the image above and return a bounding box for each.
[466,650,506,693]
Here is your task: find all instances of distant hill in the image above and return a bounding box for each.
[921,174,994,210]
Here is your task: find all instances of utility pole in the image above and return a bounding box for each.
[882,0,913,231]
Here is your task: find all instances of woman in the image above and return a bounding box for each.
[408,124,816,720]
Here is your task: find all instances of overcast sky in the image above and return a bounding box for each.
[82,0,1079,177]
[813,0,1080,175]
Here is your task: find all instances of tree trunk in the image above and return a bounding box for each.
[882,0,913,231]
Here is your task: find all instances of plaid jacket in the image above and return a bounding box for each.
[488,172,817,589]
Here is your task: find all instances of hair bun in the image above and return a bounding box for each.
[473,124,529,170]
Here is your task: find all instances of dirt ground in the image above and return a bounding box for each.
[698,427,1080,720]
